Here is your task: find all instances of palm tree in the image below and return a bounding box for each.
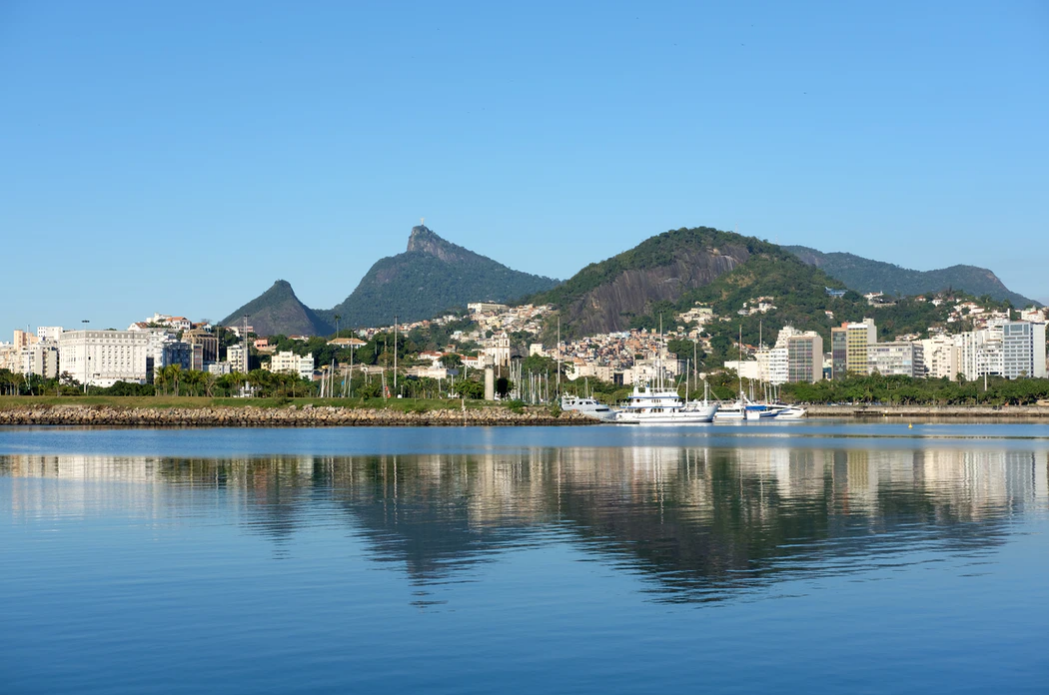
[154,367,169,396]
[168,364,183,397]
[183,369,206,397]
[247,369,267,397]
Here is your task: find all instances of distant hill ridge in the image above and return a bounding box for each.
[320,225,560,328]
[784,245,1037,307]
[221,226,560,337]
[220,225,1037,339]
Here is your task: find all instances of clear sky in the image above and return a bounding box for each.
[2,0,1047,332]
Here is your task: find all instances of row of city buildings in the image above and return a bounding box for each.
[707,313,1048,385]
[0,313,317,387]
[3,297,1047,390]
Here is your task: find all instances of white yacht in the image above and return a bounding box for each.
[612,384,718,425]
[560,394,616,421]
[714,395,781,421]
[767,403,807,419]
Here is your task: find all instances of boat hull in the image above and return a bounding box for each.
[614,404,718,425]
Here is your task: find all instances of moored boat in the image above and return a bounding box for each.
[612,384,718,425]
[560,394,616,421]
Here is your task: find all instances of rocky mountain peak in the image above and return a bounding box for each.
[405,225,468,263]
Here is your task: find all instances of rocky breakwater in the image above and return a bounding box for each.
[0,404,600,428]
[804,404,1049,419]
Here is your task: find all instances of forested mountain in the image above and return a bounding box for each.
[784,245,1037,307]
[531,227,767,336]
[219,280,333,337]
[321,226,559,328]
[534,226,981,367]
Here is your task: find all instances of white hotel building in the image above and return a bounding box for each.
[58,330,151,387]
[267,351,315,380]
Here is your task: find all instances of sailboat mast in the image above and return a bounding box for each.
[738,324,743,399]
[556,316,561,397]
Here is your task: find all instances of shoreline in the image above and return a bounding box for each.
[804,405,1049,419]
[0,401,1047,427]
[0,403,599,427]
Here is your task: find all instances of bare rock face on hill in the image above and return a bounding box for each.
[564,248,747,336]
[533,227,762,336]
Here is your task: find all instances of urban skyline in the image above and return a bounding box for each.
[3,296,1046,392]
[2,1,1046,332]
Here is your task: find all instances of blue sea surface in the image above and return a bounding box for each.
[1,423,1047,694]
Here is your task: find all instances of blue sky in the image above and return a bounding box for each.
[2,0,1046,331]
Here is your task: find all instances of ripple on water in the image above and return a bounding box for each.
[1,426,1048,694]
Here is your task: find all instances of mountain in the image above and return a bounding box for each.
[532,226,962,362]
[220,280,333,337]
[323,225,560,328]
[532,227,774,336]
[784,246,1038,307]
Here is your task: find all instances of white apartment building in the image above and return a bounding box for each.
[21,342,60,379]
[406,365,449,380]
[268,351,315,380]
[37,326,64,342]
[1019,307,1046,324]
[921,335,960,380]
[227,344,248,373]
[723,359,762,381]
[208,362,233,376]
[744,326,820,385]
[468,302,508,315]
[58,330,151,387]
[767,347,789,385]
[677,304,714,325]
[1002,321,1047,379]
[868,342,925,378]
[956,326,1004,381]
[0,344,20,373]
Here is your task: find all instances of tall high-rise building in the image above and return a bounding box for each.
[831,328,847,378]
[787,333,824,383]
[831,318,876,378]
[1002,321,1047,379]
[956,326,1004,381]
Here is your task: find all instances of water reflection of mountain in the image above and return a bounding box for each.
[3,448,1046,600]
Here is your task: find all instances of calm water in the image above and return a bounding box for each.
[2,422,1048,694]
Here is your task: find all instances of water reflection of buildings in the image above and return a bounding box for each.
[3,448,1046,600]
